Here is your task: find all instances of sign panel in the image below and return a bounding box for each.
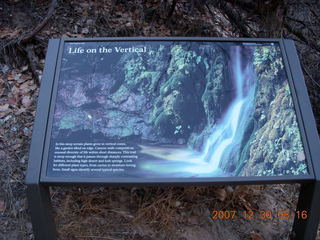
[45,40,308,179]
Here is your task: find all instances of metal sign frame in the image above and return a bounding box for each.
[26,37,320,240]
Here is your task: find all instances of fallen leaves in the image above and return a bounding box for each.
[0,66,38,119]
[21,96,32,108]
[214,185,263,212]
[62,32,85,38]
[0,200,6,212]
[15,107,27,115]
[215,188,227,202]
[0,104,9,112]
[19,81,37,94]
[0,28,22,40]
[0,65,38,216]
[7,96,18,106]
[250,232,264,240]
[0,104,11,118]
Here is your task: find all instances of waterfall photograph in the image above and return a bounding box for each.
[48,41,308,178]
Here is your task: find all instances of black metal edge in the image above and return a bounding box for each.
[283,39,320,181]
[41,175,313,187]
[278,40,314,178]
[60,36,281,43]
[26,39,61,185]
[40,38,66,182]
[39,37,313,185]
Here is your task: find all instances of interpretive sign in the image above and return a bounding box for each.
[26,37,320,240]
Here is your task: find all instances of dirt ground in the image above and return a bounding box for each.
[0,0,320,239]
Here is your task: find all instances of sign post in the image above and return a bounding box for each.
[283,40,320,239]
[26,37,320,240]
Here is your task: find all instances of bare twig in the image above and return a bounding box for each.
[302,64,320,89]
[286,16,317,37]
[167,0,178,19]
[0,0,57,72]
[20,0,58,44]
[25,44,40,85]
[213,1,251,37]
[284,22,320,53]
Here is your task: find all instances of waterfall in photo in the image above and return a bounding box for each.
[140,46,257,176]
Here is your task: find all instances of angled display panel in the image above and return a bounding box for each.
[42,39,310,181]
[26,38,320,240]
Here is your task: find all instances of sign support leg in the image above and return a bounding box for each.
[27,184,57,240]
[291,181,320,240]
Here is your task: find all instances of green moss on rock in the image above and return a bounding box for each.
[240,45,308,177]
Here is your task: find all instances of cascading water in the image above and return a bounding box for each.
[140,46,257,176]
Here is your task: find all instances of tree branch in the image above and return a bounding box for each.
[20,0,58,44]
